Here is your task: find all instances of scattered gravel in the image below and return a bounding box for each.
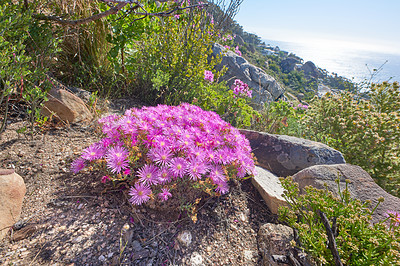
[0,101,278,265]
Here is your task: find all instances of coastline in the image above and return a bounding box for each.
[262,39,400,84]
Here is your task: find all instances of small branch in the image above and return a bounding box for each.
[33,3,127,26]
[32,1,208,26]
[135,3,208,17]
[318,210,343,266]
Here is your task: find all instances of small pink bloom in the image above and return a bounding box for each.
[158,188,172,201]
[123,168,131,176]
[101,175,110,183]
[235,46,242,56]
[204,70,214,83]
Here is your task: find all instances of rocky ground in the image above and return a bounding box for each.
[0,100,278,265]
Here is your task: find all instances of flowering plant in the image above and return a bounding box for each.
[71,103,255,206]
[204,70,214,83]
[232,79,252,98]
[280,177,400,265]
[302,83,400,196]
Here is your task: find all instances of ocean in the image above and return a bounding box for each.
[262,39,400,84]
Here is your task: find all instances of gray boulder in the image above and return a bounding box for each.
[280,57,301,73]
[240,129,346,177]
[292,164,400,223]
[212,43,284,110]
[301,61,320,78]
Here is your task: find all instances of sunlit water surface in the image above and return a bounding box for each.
[263,39,400,84]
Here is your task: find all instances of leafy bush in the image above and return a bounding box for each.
[194,72,257,128]
[279,177,400,265]
[251,100,307,135]
[0,2,50,134]
[71,103,255,208]
[302,83,400,196]
[106,1,218,104]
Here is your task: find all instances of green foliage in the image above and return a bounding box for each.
[251,100,306,135]
[106,2,218,104]
[194,80,257,128]
[302,83,400,196]
[279,177,400,265]
[0,2,50,134]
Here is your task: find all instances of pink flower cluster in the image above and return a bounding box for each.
[204,70,214,83]
[232,79,252,98]
[71,104,255,206]
[235,46,242,56]
[294,103,309,110]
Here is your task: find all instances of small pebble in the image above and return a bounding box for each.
[98,255,105,262]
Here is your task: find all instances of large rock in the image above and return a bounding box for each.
[240,129,345,177]
[252,167,286,214]
[41,87,93,123]
[301,61,320,78]
[212,43,284,110]
[258,223,294,266]
[280,57,301,73]
[0,169,26,240]
[292,164,400,223]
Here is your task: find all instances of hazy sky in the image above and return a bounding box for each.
[234,0,400,54]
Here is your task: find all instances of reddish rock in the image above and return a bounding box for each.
[292,164,400,223]
[41,87,93,123]
[0,169,26,240]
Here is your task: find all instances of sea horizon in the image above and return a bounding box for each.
[262,38,400,84]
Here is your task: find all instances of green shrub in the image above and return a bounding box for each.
[302,83,400,196]
[106,1,218,104]
[251,100,306,135]
[279,177,400,265]
[194,79,257,128]
[0,2,50,134]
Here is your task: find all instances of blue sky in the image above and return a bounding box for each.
[234,0,400,54]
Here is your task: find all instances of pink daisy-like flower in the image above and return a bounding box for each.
[154,135,171,148]
[187,159,208,180]
[81,144,105,161]
[100,137,114,148]
[158,188,172,201]
[123,168,131,176]
[209,165,226,183]
[71,158,86,173]
[119,116,137,135]
[129,183,152,205]
[188,146,206,161]
[215,181,229,194]
[101,175,110,183]
[148,147,172,166]
[158,166,172,184]
[106,146,130,174]
[169,157,187,178]
[137,164,160,185]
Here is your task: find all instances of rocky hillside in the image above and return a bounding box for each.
[225,21,357,101]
